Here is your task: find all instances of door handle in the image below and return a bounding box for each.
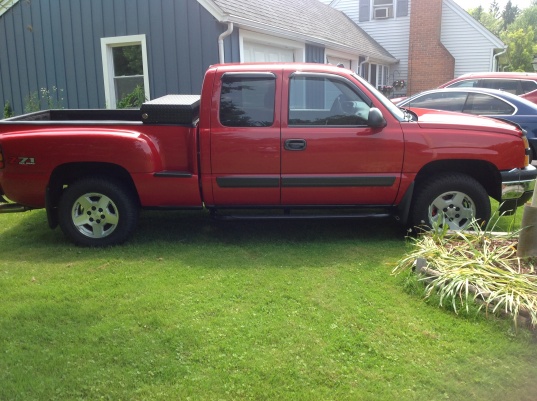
[284,139,307,151]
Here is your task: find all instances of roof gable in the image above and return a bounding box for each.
[443,0,504,48]
[204,0,396,62]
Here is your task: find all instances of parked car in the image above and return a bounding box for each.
[396,87,537,159]
[438,72,537,104]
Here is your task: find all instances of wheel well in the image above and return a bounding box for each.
[414,160,501,200]
[46,163,139,227]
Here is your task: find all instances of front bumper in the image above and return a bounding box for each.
[499,165,537,214]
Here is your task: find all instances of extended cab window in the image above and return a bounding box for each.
[219,74,275,127]
[288,75,370,126]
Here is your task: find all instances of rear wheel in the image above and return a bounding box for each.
[58,178,139,246]
[410,173,490,231]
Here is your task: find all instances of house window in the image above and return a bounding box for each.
[373,0,394,19]
[101,35,150,109]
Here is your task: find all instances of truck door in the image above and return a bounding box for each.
[281,71,404,206]
[208,71,282,206]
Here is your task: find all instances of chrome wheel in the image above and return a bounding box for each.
[429,190,476,230]
[71,192,119,238]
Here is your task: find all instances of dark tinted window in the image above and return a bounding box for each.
[521,80,537,94]
[481,79,520,94]
[219,75,275,127]
[288,75,370,126]
[405,92,467,112]
[462,93,515,115]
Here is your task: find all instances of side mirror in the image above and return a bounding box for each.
[368,107,387,128]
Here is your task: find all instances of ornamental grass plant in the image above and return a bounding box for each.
[393,213,537,330]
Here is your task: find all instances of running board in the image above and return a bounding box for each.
[210,210,392,221]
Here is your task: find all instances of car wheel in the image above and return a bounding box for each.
[58,178,139,246]
[410,173,490,231]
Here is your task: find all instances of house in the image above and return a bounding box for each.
[320,0,506,96]
[0,0,397,115]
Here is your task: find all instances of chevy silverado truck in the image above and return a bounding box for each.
[1,63,536,246]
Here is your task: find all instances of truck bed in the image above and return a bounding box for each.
[2,109,142,123]
[2,95,201,125]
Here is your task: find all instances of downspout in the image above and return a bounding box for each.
[218,22,234,64]
[493,47,507,72]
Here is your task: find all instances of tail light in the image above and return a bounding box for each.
[522,135,530,167]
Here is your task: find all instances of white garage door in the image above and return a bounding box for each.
[326,56,351,69]
[243,42,295,62]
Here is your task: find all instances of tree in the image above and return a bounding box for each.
[489,0,501,18]
[501,27,535,71]
[501,0,520,29]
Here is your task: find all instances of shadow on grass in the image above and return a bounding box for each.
[0,209,407,266]
[133,210,406,245]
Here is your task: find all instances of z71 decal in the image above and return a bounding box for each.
[10,156,36,165]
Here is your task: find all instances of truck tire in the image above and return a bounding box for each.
[58,178,139,246]
[410,173,490,231]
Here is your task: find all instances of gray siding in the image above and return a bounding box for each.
[0,0,226,115]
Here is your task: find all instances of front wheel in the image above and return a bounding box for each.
[410,173,490,231]
[58,178,139,246]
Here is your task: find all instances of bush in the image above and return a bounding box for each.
[24,87,64,113]
[117,85,146,109]
[3,101,13,119]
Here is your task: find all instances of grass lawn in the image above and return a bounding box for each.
[0,208,536,400]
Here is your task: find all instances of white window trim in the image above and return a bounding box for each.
[239,30,305,63]
[100,34,150,109]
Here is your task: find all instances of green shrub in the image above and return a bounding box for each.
[3,101,13,119]
[117,85,146,109]
[24,86,64,113]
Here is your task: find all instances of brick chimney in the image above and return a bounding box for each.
[408,0,455,95]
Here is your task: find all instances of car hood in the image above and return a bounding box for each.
[406,107,522,136]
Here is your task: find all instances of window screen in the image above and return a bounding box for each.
[219,75,276,127]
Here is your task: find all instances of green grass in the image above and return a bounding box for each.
[1,208,536,400]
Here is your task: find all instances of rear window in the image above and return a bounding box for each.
[405,92,467,112]
[521,80,537,94]
[462,93,515,115]
[447,79,479,88]
[481,79,519,95]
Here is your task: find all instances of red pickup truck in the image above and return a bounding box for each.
[1,63,536,246]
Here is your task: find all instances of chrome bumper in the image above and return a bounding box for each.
[501,165,537,201]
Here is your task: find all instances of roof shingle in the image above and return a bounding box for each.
[212,0,396,62]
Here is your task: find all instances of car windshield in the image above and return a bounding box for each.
[351,73,407,121]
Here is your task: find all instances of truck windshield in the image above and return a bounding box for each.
[351,73,406,121]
